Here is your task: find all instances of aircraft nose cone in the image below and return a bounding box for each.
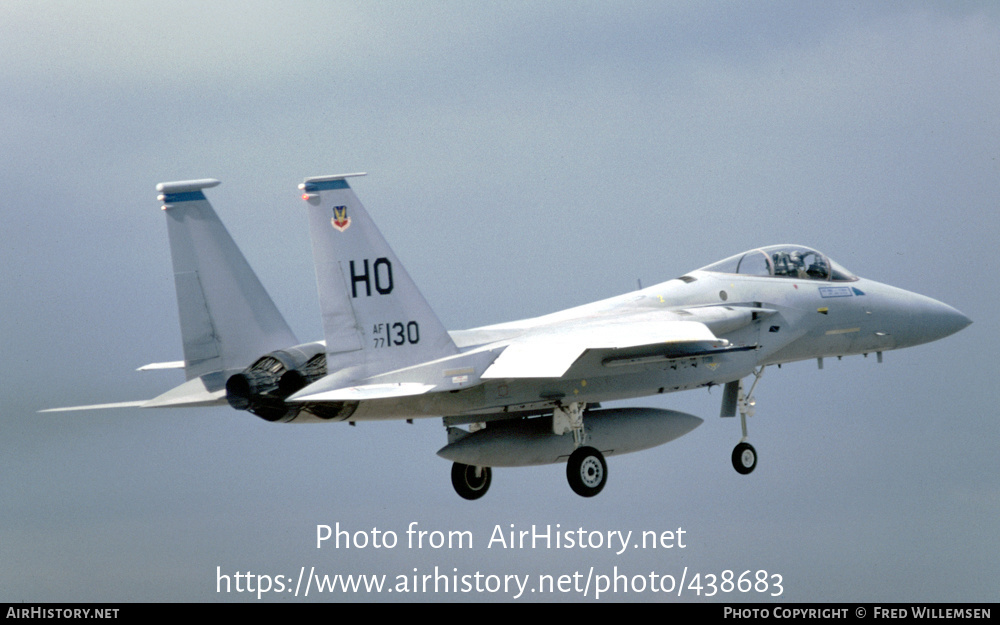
[911,297,971,345]
[935,302,972,338]
[871,282,971,349]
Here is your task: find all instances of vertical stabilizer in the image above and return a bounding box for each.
[157,179,298,379]
[298,174,458,380]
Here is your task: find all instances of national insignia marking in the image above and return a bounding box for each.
[331,205,351,232]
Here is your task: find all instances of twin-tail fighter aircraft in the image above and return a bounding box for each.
[45,174,971,500]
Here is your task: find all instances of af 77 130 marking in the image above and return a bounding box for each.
[372,322,420,348]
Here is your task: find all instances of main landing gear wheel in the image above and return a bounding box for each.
[732,442,757,475]
[451,462,492,500]
[567,446,607,497]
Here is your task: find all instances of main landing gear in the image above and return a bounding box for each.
[555,402,608,497]
[552,402,608,497]
[567,445,608,497]
[448,402,608,500]
[451,462,492,500]
[729,367,764,475]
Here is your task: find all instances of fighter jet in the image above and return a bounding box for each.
[44,174,971,500]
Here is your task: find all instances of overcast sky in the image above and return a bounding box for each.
[2,1,996,602]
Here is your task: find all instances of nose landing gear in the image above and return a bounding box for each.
[732,441,757,474]
[725,367,764,475]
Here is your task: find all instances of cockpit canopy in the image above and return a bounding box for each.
[699,245,857,282]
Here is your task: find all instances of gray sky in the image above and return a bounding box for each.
[2,1,996,602]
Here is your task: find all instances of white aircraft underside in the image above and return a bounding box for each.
[44,174,971,500]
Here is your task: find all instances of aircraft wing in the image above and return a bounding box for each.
[481,319,728,379]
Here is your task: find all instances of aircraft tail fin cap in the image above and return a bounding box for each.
[300,173,367,189]
[298,172,458,380]
[158,179,223,210]
[156,179,221,194]
[158,179,298,379]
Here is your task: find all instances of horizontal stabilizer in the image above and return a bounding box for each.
[290,382,436,402]
[482,320,726,379]
[142,376,227,408]
[41,375,228,413]
[136,361,185,372]
[288,345,502,403]
[40,400,150,413]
